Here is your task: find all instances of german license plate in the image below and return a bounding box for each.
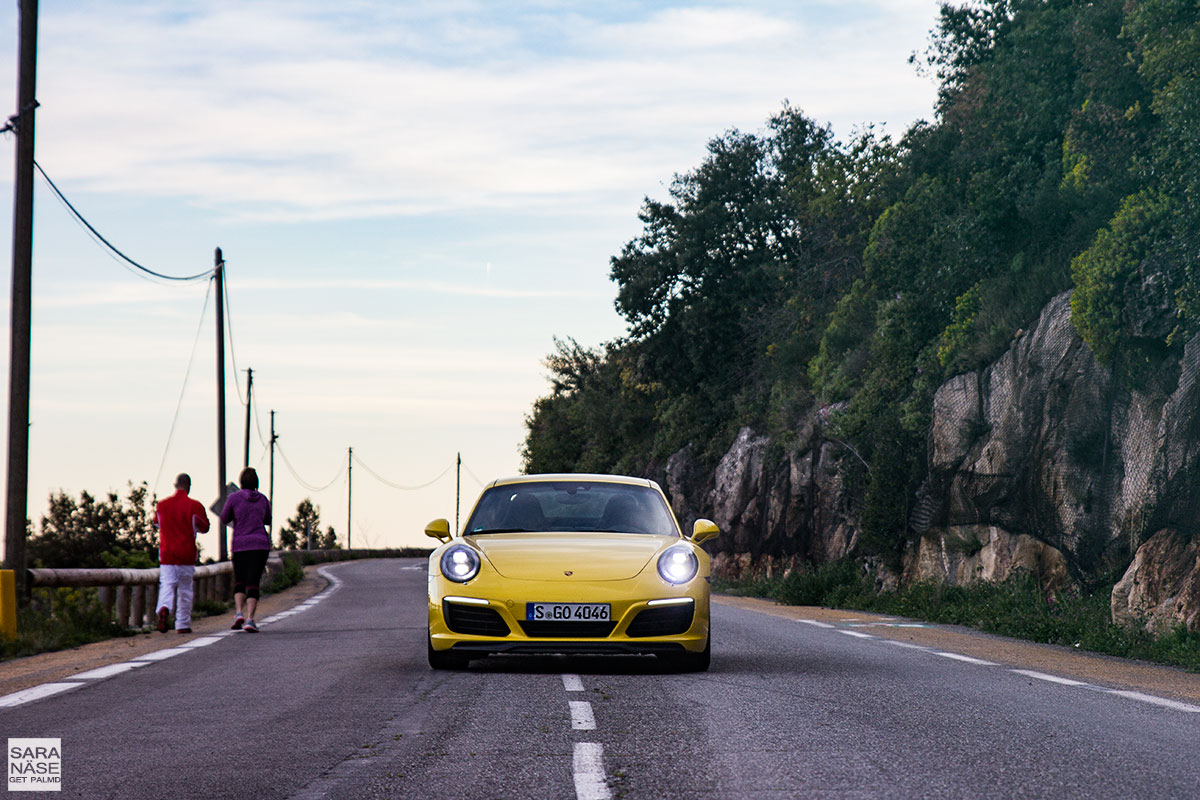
[526,603,610,622]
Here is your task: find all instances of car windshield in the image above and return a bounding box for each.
[464,481,679,536]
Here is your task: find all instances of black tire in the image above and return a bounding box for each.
[428,633,468,670]
[663,633,710,673]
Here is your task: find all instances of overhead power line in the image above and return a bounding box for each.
[276,441,345,493]
[461,460,487,488]
[32,160,212,283]
[352,452,454,491]
[153,276,215,491]
[222,268,248,406]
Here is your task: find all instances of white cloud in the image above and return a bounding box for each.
[6,1,938,223]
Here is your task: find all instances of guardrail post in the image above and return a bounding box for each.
[1,570,16,640]
[131,584,146,629]
[145,585,159,627]
[98,586,114,624]
[116,585,131,628]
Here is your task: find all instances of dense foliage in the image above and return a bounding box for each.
[278,498,340,550]
[27,483,158,568]
[522,0,1200,562]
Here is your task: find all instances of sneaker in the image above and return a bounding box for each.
[176,627,192,634]
[157,607,169,634]
[243,620,259,633]
[231,614,245,631]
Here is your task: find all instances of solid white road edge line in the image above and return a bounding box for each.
[570,701,597,730]
[0,562,351,708]
[0,682,83,708]
[796,620,835,629]
[1011,669,1089,687]
[882,640,930,651]
[67,662,148,681]
[573,742,612,800]
[562,674,584,692]
[1105,690,1200,713]
[930,651,997,666]
[820,619,1200,713]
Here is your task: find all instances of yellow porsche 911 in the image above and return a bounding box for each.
[425,474,718,671]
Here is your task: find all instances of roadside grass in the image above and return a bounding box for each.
[264,556,306,593]
[0,587,133,662]
[714,561,1200,673]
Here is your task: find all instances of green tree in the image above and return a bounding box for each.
[28,482,158,568]
[278,498,338,549]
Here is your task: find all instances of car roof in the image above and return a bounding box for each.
[484,473,661,491]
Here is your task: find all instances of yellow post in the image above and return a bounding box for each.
[0,570,17,640]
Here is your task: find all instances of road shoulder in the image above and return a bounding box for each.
[715,594,1200,704]
[0,566,328,696]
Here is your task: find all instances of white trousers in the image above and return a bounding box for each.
[157,564,196,629]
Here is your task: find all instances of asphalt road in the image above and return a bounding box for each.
[3,558,1199,799]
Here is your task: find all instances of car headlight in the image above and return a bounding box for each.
[657,545,699,585]
[440,545,481,583]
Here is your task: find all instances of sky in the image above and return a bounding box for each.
[0,0,942,557]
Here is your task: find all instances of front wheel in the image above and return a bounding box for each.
[428,633,468,670]
[663,633,710,672]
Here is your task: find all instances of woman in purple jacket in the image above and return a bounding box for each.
[221,467,272,632]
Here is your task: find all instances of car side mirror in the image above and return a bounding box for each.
[425,518,452,542]
[691,518,719,544]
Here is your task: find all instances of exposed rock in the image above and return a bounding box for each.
[919,291,1200,580]
[1111,529,1200,634]
[654,290,1200,636]
[668,424,859,580]
[902,525,1069,593]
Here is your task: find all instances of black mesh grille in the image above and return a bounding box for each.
[518,620,617,638]
[444,603,510,637]
[625,603,694,637]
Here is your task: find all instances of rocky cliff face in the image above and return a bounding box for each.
[658,291,1200,632]
[654,423,860,583]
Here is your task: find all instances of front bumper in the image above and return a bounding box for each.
[428,570,711,657]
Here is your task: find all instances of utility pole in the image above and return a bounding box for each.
[269,410,276,546]
[3,0,38,600]
[214,248,227,562]
[455,452,461,534]
[242,367,253,469]
[346,447,352,551]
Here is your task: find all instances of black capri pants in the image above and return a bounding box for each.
[232,549,270,599]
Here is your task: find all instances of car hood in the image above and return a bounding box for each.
[465,532,675,581]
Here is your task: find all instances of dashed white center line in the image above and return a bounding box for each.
[1011,669,1089,687]
[573,742,612,800]
[562,674,584,692]
[569,701,596,730]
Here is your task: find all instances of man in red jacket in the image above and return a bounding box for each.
[154,473,210,633]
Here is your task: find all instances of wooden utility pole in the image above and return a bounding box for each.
[268,409,276,545]
[214,248,227,562]
[3,0,38,599]
[346,447,352,550]
[242,367,253,469]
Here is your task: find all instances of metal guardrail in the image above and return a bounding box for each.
[28,561,240,629]
[23,548,432,629]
